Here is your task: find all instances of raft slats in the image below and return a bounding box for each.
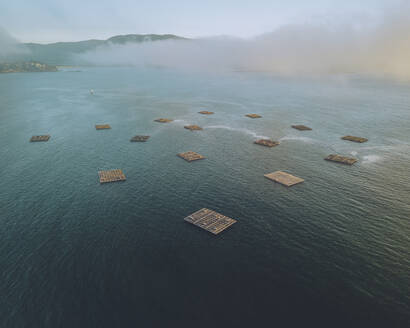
[98,169,126,183]
[198,111,214,115]
[177,151,205,162]
[184,208,237,235]
[291,125,312,131]
[184,125,203,131]
[341,136,368,143]
[130,135,150,142]
[30,135,50,142]
[154,118,173,123]
[325,154,358,165]
[95,124,111,130]
[246,114,262,118]
[264,171,304,187]
[254,139,280,147]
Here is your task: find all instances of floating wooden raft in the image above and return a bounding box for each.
[154,118,173,123]
[30,135,50,142]
[264,171,304,187]
[341,136,368,143]
[291,125,312,131]
[246,114,262,118]
[198,111,214,115]
[95,124,111,130]
[177,151,205,162]
[184,125,203,131]
[254,139,280,147]
[184,208,237,235]
[130,135,150,142]
[98,169,126,184]
[325,154,358,165]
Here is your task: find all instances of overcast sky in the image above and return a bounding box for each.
[0,0,401,43]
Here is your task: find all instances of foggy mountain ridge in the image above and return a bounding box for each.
[73,4,410,80]
[3,34,187,65]
[2,2,410,80]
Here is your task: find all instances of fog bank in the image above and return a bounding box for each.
[0,27,27,60]
[75,5,410,79]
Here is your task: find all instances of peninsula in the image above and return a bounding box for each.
[0,61,57,73]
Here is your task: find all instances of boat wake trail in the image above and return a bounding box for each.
[362,154,383,164]
[279,135,315,143]
[205,125,269,139]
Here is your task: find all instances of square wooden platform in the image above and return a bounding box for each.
[264,171,304,187]
[246,114,262,118]
[30,135,50,142]
[95,124,111,130]
[341,136,368,143]
[254,139,280,147]
[177,151,205,162]
[184,208,237,235]
[98,169,126,183]
[154,118,173,123]
[325,154,358,165]
[184,125,203,131]
[291,125,312,131]
[130,135,150,142]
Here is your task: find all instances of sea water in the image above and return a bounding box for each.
[0,67,409,327]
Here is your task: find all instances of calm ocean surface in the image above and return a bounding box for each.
[0,67,409,327]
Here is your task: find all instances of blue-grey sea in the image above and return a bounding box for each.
[0,67,409,327]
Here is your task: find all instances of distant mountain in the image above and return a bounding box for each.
[13,34,186,65]
[107,34,184,44]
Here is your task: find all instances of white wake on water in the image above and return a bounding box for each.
[279,135,315,143]
[204,125,269,139]
[362,155,383,164]
[352,143,410,164]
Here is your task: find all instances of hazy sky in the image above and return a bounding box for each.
[0,0,401,43]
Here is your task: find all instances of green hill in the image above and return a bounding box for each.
[0,61,57,73]
[14,34,186,65]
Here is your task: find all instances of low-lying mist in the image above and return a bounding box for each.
[0,27,27,60]
[75,4,410,79]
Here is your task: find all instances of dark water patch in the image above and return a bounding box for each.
[0,68,409,327]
